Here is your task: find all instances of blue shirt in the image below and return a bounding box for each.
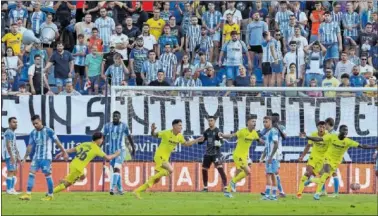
[199,72,221,87]
[158,35,178,53]
[105,64,126,86]
[319,21,340,45]
[350,75,367,87]
[246,21,268,46]
[50,50,74,79]
[2,129,16,159]
[369,45,378,69]
[129,48,149,74]
[9,7,28,22]
[72,44,88,66]
[28,127,58,160]
[260,127,279,160]
[102,122,130,153]
[31,11,46,35]
[202,10,222,29]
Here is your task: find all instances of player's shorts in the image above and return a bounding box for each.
[324,157,339,173]
[307,156,325,175]
[30,159,52,174]
[202,154,223,169]
[110,149,126,169]
[248,45,263,54]
[74,65,85,76]
[154,154,169,172]
[265,159,279,174]
[225,66,240,80]
[65,166,84,184]
[271,60,283,73]
[5,158,17,172]
[262,62,272,75]
[210,31,221,42]
[233,154,248,170]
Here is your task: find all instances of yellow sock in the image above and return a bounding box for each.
[232,171,247,184]
[53,184,66,194]
[297,175,308,194]
[316,173,330,193]
[135,183,149,193]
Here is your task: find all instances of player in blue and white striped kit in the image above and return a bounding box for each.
[102,111,135,195]
[2,117,21,195]
[19,115,67,201]
[259,116,279,201]
[373,150,378,178]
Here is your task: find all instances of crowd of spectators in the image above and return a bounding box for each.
[1,0,377,97]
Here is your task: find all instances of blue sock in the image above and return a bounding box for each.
[117,173,123,192]
[112,173,119,191]
[264,185,271,196]
[12,176,17,190]
[276,175,284,193]
[46,176,54,195]
[27,173,35,193]
[272,186,277,197]
[321,184,326,192]
[6,177,12,191]
[334,177,339,194]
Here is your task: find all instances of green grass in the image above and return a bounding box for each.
[2,192,377,215]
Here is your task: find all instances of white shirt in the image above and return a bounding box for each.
[223,9,242,24]
[283,52,305,73]
[110,33,129,60]
[4,56,19,77]
[359,64,375,75]
[306,52,324,75]
[288,35,307,63]
[335,61,355,79]
[140,34,157,51]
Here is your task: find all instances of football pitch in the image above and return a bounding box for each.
[2,192,377,215]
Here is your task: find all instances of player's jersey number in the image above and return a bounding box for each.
[76,148,89,161]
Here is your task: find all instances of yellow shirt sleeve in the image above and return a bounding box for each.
[346,138,359,148]
[1,34,8,43]
[235,129,244,139]
[158,130,168,139]
[178,134,186,144]
[96,146,106,158]
[253,131,259,140]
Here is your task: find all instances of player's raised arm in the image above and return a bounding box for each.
[127,135,136,156]
[298,143,312,161]
[151,123,159,137]
[103,150,121,161]
[183,136,204,147]
[299,132,324,142]
[54,137,68,161]
[54,147,77,159]
[218,132,236,139]
[357,144,378,150]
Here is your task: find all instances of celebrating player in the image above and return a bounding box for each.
[53,132,121,196]
[322,117,339,197]
[3,117,21,195]
[198,116,228,193]
[301,125,378,200]
[220,115,261,198]
[102,111,135,195]
[261,113,287,197]
[297,121,328,199]
[133,120,204,199]
[259,116,279,200]
[20,115,68,201]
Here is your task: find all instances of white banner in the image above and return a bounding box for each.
[1,96,377,137]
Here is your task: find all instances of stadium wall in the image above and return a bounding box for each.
[1,162,376,194]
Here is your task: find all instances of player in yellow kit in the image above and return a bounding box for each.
[297,121,329,199]
[302,125,378,200]
[52,132,120,198]
[219,115,262,198]
[133,119,203,199]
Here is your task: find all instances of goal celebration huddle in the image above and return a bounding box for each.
[3,110,377,201]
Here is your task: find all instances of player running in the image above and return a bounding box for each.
[261,113,286,197]
[220,115,262,198]
[20,115,68,201]
[2,117,21,195]
[259,116,279,201]
[53,132,121,196]
[198,116,228,193]
[133,119,204,199]
[301,125,378,200]
[102,111,135,195]
[297,121,328,199]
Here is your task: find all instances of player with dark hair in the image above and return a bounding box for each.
[198,116,227,193]
[261,113,287,197]
[297,121,328,199]
[53,132,121,196]
[133,119,204,199]
[102,111,135,195]
[20,115,68,201]
[220,115,262,198]
[301,125,378,200]
[2,117,21,195]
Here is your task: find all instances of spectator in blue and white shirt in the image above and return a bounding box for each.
[72,34,88,91]
[30,2,46,37]
[342,2,360,51]
[275,1,293,35]
[186,16,201,62]
[95,7,115,53]
[202,2,222,63]
[129,37,149,86]
[219,31,251,81]
[331,2,343,25]
[141,50,162,85]
[104,53,130,87]
[319,11,343,67]
[9,1,27,26]
[160,43,177,85]
[198,27,213,64]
